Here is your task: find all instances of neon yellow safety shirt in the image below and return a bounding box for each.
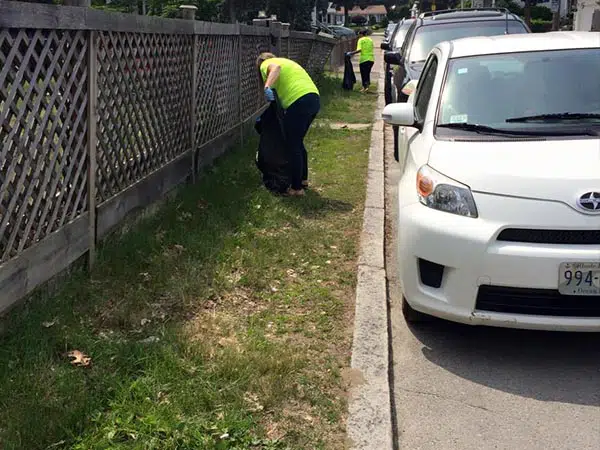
[260,58,319,110]
[357,37,375,64]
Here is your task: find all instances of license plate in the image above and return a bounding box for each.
[558,262,600,296]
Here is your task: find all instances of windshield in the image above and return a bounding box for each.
[408,21,528,63]
[438,49,600,132]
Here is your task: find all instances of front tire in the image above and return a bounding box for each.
[402,296,429,323]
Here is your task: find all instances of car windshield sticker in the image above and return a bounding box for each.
[450,114,468,123]
[457,68,468,75]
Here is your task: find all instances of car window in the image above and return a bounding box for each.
[414,55,438,122]
[393,21,414,49]
[400,21,418,56]
[437,48,600,129]
[408,20,529,63]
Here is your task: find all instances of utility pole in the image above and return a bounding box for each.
[552,0,561,30]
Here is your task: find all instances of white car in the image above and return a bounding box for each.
[382,32,600,332]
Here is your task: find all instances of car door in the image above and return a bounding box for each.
[398,51,442,207]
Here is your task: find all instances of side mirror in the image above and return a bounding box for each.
[381,41,390,50]
[382,103,416,127]
[384,51,402,66]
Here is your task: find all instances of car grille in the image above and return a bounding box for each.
[497,228,600,245]
[476,285,600,317]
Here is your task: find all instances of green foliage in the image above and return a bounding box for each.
[387,5,410,21]
[530,5,553,21]
[495,0,524,16]
[530,18,552,32]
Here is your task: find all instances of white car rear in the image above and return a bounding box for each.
[383,32,600,331]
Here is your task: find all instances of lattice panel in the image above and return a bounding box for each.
[0,28,89,263]
[95,32,193,202]
[306,40,334,77]
[240,35,271,119]
[195,35,240,149]
[288,39,312,67]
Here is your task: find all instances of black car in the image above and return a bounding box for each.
[381,18,415,104]
[383,8,530,160]
[384,8,530,105]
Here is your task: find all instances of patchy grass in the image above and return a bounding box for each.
[0,76,377,450]
[318,75,377,124]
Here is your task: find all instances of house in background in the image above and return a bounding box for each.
[320,3,388,26]
[323,2,345,25]
[348,5,388,23]
[573,0,600,29]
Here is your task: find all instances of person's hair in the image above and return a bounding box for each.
[257,52,276,85]
[256,52,276,70]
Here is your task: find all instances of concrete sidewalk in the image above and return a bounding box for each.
[346,38,394,450]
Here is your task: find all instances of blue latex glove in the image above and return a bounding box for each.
[264,87,275,102]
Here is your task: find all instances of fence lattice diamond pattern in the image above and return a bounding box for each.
[95,32,193,202]
[0,29,89,263]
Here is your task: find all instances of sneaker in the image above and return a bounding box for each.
[286,188,305,197]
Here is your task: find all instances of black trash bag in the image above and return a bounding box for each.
[255,94,290,194]
[342,53,356,91]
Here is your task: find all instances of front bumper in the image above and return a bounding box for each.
[398,192,600,332]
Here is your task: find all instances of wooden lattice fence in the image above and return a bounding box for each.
[0,1,336,313]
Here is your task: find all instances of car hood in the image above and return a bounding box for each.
[428,138,600,204]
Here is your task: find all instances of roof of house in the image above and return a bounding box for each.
[444,31,600,58]
[348,5,388,16]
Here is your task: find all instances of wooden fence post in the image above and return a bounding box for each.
[181,5,198,180]
[191,34,198,180]
[281,23,290,58]
[87,30,97,271]
[238,23,244,147]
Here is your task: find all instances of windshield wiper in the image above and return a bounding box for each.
[438,122,543,135]
[437,122,595,137]
[506,112,600,123]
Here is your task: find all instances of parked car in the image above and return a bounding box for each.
[328,25,357,37]
[382,31,600,331]
[383,22,396,40]
[384,8,530,160]
[382,18,415,105]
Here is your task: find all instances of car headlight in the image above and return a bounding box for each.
[416,165,478,218]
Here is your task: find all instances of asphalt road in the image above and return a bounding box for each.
[384,124,600,450]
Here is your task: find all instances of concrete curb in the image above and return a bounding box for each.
[347,69,393,450]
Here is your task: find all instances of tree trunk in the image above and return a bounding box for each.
[524,0,532,28]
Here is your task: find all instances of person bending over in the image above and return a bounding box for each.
[257,53,320,196]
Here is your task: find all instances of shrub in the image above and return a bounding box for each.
[352,15,367,25]
[531,5,553,21]
[530,19,553,32]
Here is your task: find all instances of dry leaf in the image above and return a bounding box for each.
[42,319,58,328]
[174,244,185,253]
[67,350,91,367]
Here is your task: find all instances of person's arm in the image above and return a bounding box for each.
[264,63,281,89]
[348,39,362,56]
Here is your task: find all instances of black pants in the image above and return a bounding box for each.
[283,93,320,190]
[359,61,374,89]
